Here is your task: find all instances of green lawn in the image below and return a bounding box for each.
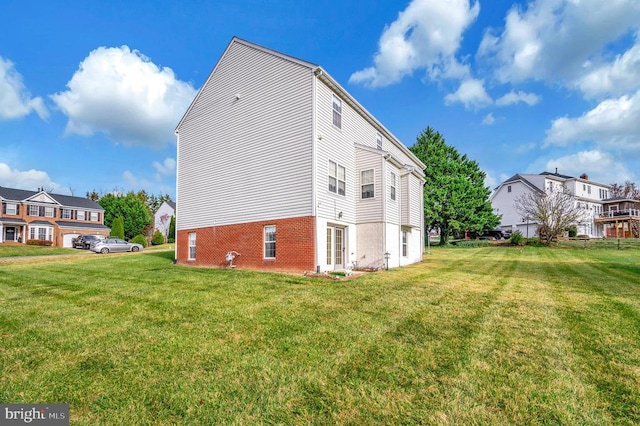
[1,247,639,424]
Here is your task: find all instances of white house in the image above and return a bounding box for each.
[490,171,612,238]
[154,200,175,240]
[174,37,426,272]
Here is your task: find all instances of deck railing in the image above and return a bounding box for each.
[598,209,640,219]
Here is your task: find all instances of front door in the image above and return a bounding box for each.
[5,227,15,242]
[326,226,345,270]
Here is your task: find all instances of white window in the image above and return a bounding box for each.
[264,225,276,258]
[45,206,54,217]
[402,230,408,257]
[5,203,17,215]
[29,226,52,241]
[328,160,345,196]
[588,185,591,194]
[376,133,382,150]
[332,94,342,129]
[390,172,396,201]
[188,232,196,260]
[77,211,85,221]
[62,209,72,219]
[361,169,374,199]
[90,212,99,222]
[28,205,39,216]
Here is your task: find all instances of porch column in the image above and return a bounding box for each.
[0,223,3,243]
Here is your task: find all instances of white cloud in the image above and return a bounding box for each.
[482,112,495,125]
[51,46,197,148]
[495,90,540,106]
[545,90,640,150]
[444,78,492,109]
[0,57,48,120]
[349,0,480,87]
[577,38,640,99]
[478,0,640,88]
[152,158,176,176]
[0,163,57,191]
[546,150,635,184]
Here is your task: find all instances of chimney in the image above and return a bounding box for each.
[580,173,588,180]
[555,167,558,174]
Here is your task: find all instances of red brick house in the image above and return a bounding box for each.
[0,186,110,247]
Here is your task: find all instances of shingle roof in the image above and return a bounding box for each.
[0,186,103,210]
[56,221,110,230]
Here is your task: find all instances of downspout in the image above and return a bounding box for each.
[312,69,320,272]
[382,154,387,268]
[174,131,180,264]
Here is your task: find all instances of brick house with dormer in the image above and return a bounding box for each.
[0,186,110,247]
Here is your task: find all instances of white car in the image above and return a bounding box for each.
[91,238,143,254]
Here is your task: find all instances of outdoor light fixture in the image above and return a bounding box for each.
[384,252,390,270]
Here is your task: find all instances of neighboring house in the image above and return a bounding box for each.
[0,186,110,247]
[490,171,640,238]
[175,37,426,272]
[154,200,176,240]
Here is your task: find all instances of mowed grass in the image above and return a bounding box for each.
[1,247,639,424]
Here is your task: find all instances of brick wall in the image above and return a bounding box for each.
[176,216,316,272]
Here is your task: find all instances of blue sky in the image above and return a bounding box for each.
[1,0,639,199]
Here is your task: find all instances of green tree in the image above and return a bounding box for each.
[410,126,500,245]
[168,215,176,243]
[111,216,125,239]
[99,192,153,241]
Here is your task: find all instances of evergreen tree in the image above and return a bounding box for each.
[168,216,176,242]
[99,192,153,241]
[111,216,125,239]
[410,126,500,245]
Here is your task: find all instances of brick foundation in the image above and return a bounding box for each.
[176,216,316,272]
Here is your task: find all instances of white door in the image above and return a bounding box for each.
[63,234,79,248]
[326,226,345,270]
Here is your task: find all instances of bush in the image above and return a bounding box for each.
[151,230,165,245]
[509,231,524,246]
[167,238,175,244]
[567,225,578,238]
[26,239,53,246]
[131,234,147,247]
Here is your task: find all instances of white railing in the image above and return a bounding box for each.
[598,209,640,219]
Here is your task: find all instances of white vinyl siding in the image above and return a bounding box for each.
[176,40,314,231]
[401,173,423,227]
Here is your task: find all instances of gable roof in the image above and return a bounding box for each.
[0,186,103,210]
[176,36,426,171]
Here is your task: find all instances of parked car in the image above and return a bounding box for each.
[91,238,143,254]
[73,234,106,249]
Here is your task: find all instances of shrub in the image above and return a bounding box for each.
[167,238,175,244]
[567,225,578,238]
[26,239,53,246]
[450,240,493,248]
[131,234,147,247]
[509,231,524,246]
[151,230,165,245]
